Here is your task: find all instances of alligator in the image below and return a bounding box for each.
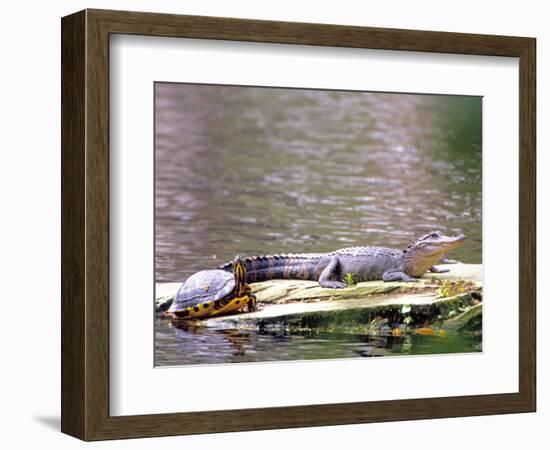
[220,231,465,288]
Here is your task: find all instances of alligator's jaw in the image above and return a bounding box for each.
[427,233,465,255]
[404,232,465,277]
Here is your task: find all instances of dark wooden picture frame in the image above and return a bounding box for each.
[61,9,536,441]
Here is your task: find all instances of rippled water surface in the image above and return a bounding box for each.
[154,83,482,365]
[155,319,481,366]
[156,84,482,281]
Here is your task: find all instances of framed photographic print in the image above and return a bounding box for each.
[61,9,536,441]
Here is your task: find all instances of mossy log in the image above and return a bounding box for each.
[156,263,482,333]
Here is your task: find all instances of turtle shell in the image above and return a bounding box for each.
[168,269,234,315]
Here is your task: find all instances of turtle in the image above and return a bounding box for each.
[167,256,257,319]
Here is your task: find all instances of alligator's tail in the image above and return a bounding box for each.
[220,254,323,283]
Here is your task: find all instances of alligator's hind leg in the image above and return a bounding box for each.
[382,271,416,282]
[319,255,347,289]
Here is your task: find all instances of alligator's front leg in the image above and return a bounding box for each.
[318,255,347,289]
[382,270,417,282]
[429,266,450,273]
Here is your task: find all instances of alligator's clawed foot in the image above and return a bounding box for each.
[320,281,347,289]
[383,271,417,282]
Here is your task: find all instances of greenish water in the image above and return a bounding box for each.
[154,83,482,366]
[155,318,481,366]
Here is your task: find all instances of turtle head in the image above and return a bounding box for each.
[232,255,248,295]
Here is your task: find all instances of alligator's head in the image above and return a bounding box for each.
[403,231,465,277]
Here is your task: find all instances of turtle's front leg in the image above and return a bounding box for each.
[246,293,258,312]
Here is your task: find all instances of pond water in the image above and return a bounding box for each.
[155,319,481,366]
[154,83,482,365]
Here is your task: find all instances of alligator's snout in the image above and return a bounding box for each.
[450,233,465,245]
[433,238,463,260]
[410,231,466,258]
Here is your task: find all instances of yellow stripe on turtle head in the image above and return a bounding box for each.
[232,255,247,295]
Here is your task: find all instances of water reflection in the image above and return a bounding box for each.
[155,318,481,366]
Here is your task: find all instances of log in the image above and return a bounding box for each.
[156,263,482,333]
